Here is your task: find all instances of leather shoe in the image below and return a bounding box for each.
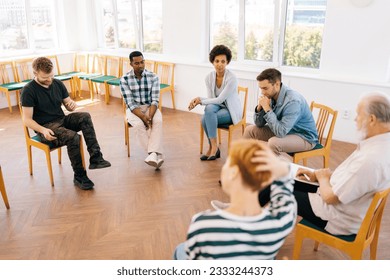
[207,148,220,161]
[200,155,208,161]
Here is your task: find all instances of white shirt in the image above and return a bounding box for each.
[309,132,390,235]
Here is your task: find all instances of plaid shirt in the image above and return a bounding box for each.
[120,69,160,111]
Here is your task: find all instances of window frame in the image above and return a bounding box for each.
[0,0,59,58]
[95,0,163,54]
[207,0,326,70]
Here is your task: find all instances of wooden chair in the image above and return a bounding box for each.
[20,107,86,186]
[200,86,248,154]
[292,188,390,260]
[144,60,155,72]
[292,101,338,168]
[155,61,175,111]
[13,58,35,82]
[71,52,90,98]
[104,57,132,104]
[73,53,105,100]
[0,60,28,113]
[122,99,132,157]
[47,55,77,98]
[88,55,121,101]
[0,165,10,209]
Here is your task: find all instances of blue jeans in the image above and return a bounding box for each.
[173,242,188,260]
[201,104,232,139]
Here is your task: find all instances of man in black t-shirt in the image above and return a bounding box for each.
[21,57,111,190]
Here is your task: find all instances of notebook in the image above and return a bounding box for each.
[290,163,319,193]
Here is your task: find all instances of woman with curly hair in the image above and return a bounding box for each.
[188,45,242,161]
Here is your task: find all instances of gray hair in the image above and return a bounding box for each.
[362,92,390,123]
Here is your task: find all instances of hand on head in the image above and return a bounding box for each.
[251,142,289,188]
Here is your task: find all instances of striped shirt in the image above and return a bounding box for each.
[185,177,297,259]
[120,69,160,111]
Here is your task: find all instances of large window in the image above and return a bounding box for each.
[0,0,57,55]
[209,0,327,68]
[97,0,163,53]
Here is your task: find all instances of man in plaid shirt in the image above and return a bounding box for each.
[120,51,164,169]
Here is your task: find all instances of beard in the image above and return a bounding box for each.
[356,122,368,141]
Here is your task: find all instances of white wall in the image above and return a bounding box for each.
[2,0,390,144]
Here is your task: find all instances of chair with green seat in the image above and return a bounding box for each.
[47,55,77,98]
[19,105,86,187]
[71,53,90,98]
[104,57,132,104]
[155,61,175,111]
[13,58,35,83]
[292,188,390,260]
[88,55,121,102]
[77,54,105,100]
[0,60,29,113]
[291,101,338,168]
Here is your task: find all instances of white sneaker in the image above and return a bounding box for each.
[156,154,164,169]
[211,200,230,210]
[145,152,158,168]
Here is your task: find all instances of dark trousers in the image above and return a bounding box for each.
[258,184,328,229]
[38,112,102,175]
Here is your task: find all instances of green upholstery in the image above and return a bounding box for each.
[78,73,103,80]
[107,78,121,86]
[0,82,28,91]
[31,135,57,149]
[90,75,117,83]
[160,83,170,89]
[299,219,356,242]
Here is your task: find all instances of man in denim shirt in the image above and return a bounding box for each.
[244,68,318,156]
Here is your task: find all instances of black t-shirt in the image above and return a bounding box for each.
[21,79,69,125]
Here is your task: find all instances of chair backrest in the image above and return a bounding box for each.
[310,101,338,148]
[144,60,156,72]
[13,58,34,82]
[90,54,105,74]
[155,61,174,86]
[46,55,63,75]
[73,53,89,73]
[238,86,249,122]
[104,55,121,77]
[0,61,18,84]
[355,188,390,245]
[119,57,132,77]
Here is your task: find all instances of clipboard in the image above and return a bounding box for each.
[290,163,319,193]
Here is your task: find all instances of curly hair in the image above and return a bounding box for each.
[32,57,53,74]
[228,139,271,191]
[209,45,232,64]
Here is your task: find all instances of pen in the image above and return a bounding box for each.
[303,173,310,181]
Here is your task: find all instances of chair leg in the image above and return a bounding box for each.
[170,89,176,109]
[0,166,10,209]
[313,241,320,251]
[158,93,162,111]
[292,230,304,259]
[324,155,329,168]
[27,145,33,175]
[302,158,308,166]
[218,129,222,144]
[105,82,110,104]
[44,149,55,187]
[127,127,130,157]
[227,129,233,152]
[200,123,204,154]
[89,80,94,100]
[5,91,12,113]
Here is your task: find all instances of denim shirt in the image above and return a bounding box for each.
[254,83,318,144]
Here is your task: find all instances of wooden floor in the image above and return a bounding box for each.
[0,93,389,260]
